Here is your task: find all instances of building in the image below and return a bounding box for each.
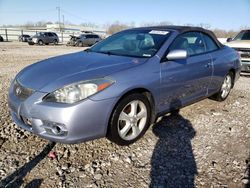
[46,24,106,36]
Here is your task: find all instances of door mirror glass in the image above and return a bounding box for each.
[166,49,187,60]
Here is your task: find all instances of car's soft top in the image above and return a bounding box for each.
[129,25,223,48]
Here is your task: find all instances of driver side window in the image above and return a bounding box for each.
[169,32,206,56]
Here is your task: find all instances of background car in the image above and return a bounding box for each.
[225,30,250,73]
[18,34,30,42]
[0,35,3,42]
[28,32,59,45]
[72,33,102,47]
[66,35,78,46]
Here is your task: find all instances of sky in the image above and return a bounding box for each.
[0,0,249,30]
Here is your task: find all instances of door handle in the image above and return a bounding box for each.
[205,62,212,68]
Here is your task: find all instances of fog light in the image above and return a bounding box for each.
[42,121,67,136]
[20,116,32,127]
[51,125,63,135]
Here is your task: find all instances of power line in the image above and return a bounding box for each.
[60,9,88,22]
[0,9,55,14]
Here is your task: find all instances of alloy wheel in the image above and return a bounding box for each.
[221,74,232,99]
[117,100,147,141]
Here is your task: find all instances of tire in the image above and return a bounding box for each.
[53,40,58,45]
[209,72,234,101]
[107,93,151,145]
[38,40,44,45]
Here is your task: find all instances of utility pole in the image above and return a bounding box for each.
[56,7,61,32]
[62,15,65,31]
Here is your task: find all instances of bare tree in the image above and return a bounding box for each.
[197,23,211,29]
[106,21,131,34]
[240,25,250,30]
[212,28,239,38]
[140,21,173,27]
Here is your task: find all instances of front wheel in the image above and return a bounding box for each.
[209,72,233,101]
[107,93,151,145]
[53,40,58,45]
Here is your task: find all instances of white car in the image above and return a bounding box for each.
[225,30,250,73]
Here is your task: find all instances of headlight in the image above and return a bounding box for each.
[43,78,114,104]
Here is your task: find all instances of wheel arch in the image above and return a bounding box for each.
[229,68,236,88]
[106,87,157,137]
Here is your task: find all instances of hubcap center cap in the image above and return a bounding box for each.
[130,117,137,124]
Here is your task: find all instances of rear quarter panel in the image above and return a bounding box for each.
[209,46,240,92]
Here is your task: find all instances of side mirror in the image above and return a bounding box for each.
[166,49,187,60]
[226,38,232,42]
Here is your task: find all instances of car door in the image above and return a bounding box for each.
[47,32,54,43]
[200,32,221,94]
[42,33,49,43]
[159,32,213,111]
[88,35,95,46]
[85,35,92,46]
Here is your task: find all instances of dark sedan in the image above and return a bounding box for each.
[18,34,31,42]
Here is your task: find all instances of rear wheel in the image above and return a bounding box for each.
[38,40,44,45]
[210,72,233,101]
[107,93,151,145]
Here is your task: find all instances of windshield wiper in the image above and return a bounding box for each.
[94,51,117,56]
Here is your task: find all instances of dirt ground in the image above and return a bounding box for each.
[0,42,249,188]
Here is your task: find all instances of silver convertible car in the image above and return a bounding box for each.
[8,26,241,145]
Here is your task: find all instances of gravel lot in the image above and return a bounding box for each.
[0,42,249,188]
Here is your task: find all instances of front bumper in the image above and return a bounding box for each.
[8,82,117,144]
[28,41,35,45]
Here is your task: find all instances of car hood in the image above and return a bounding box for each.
[225,40,250,48]
[17,51,147,92]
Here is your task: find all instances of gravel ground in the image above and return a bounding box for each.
[0,42,249,188]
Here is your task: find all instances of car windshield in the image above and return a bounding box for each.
[89,29,171,58]
[33,33,44,37]
[233,30,250,41]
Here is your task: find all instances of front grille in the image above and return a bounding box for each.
[233,48,250,59]
[14,80,34,100]
[241,53,250,59]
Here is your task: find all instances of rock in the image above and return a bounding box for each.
[94,174,102,180]
[70,167,76,173]
[111,154,119,161]
[79,172,86,178]
[84,163,91,169]
[61,164,68,170]
[56,168,63,176]
[124,156,132,164]
[242,178,249,185]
